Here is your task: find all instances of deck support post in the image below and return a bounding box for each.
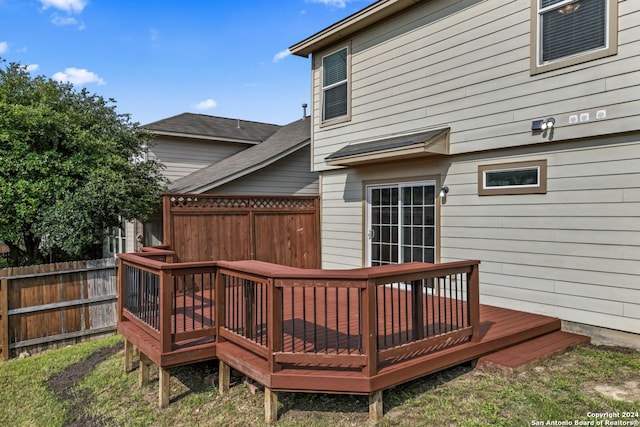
[138,353,150,387]
[159,367,170,408]
[369,390,383,423]
[219,360,230,395]
[264,387,278,423]
[123,339,134,372]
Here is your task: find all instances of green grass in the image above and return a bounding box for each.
[0,335,122,427]
[0,336,639,426]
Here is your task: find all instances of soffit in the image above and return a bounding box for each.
[289,0,423,57]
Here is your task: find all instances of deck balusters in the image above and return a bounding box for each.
[432,278,438,336]
[336,288,340,350]
[313,288,317,352]
[173,276,177,333]
[302,288,307,350]
[346,287,351,354]
[324,287,328,353]
[120,255,480,377]
[122,265,160,331]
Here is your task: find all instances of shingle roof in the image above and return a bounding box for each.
[143,113,281,144]
[326,128,449,159]
[170,117,311,194]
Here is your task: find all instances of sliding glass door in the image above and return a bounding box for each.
[366,181,436,266]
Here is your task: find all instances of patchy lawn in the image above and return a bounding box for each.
[0,335,638,426]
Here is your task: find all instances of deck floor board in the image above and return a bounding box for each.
[120,295,564,392]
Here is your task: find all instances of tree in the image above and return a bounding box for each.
[0,60,167,266]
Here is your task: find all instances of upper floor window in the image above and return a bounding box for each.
[322,46,349,123]
[532,0,617,74]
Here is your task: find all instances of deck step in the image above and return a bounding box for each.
[476,330,590,375]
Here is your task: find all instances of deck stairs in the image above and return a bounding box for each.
[476,329,591,375]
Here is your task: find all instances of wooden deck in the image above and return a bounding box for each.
[216,303,561,394]
[116,251,579,421]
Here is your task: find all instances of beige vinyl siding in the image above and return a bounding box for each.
[321,171,364,268]
[149,136,250,183]
[319,134,640,334]
[207,147,319,196]
[311,0,640,172]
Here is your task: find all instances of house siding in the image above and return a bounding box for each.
[319,133,640,334]
[149,136,250,183]
[206,146,319,196]
[310,0,640,172]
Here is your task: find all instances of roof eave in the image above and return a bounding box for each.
[289,0,421,57]
[146,130,261,145]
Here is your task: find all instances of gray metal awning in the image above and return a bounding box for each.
[325,127,450,166]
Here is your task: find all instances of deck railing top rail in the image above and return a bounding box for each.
[216,259,479,283]
[118,252,218,272]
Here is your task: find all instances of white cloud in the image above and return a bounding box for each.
[52,67,105,86]
[273,49,291,63]
[26,64,39,72]
[0,41,8,54]
[194,99,217,110]
[306,0,347,7]
[51,14,84,28]
[39,0,87,13]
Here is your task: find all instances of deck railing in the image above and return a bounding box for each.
[118,248,218,353]
[118,253,480,375]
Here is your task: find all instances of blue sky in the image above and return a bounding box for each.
[0,0,374,125]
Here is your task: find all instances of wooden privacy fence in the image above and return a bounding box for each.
[162,194,320,268]
[0,258,117,360]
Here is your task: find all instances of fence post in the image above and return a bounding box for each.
[117,258,126,322]
[1,278,8,360]
[361,279,377,376]
[162,196,173,261]
[468,262,481,342]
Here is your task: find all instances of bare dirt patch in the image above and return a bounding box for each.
[593,382,640,402]
[47,342,123,426]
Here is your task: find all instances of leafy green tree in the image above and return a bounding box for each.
[0,60,167,266]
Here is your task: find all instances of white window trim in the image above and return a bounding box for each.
[530,0,618,75]
[365,180,437,266]
[320,44,351,126]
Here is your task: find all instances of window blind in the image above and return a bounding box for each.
[541,0,606,63]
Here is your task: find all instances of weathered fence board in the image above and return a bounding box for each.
[0,258,117,359]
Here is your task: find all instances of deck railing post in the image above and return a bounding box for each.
[215,270,226,344]
[361,279,377,376]
[468,262,481,342]
[159,270,173,353]
[267,278,282,373]
[411,279,424,341]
